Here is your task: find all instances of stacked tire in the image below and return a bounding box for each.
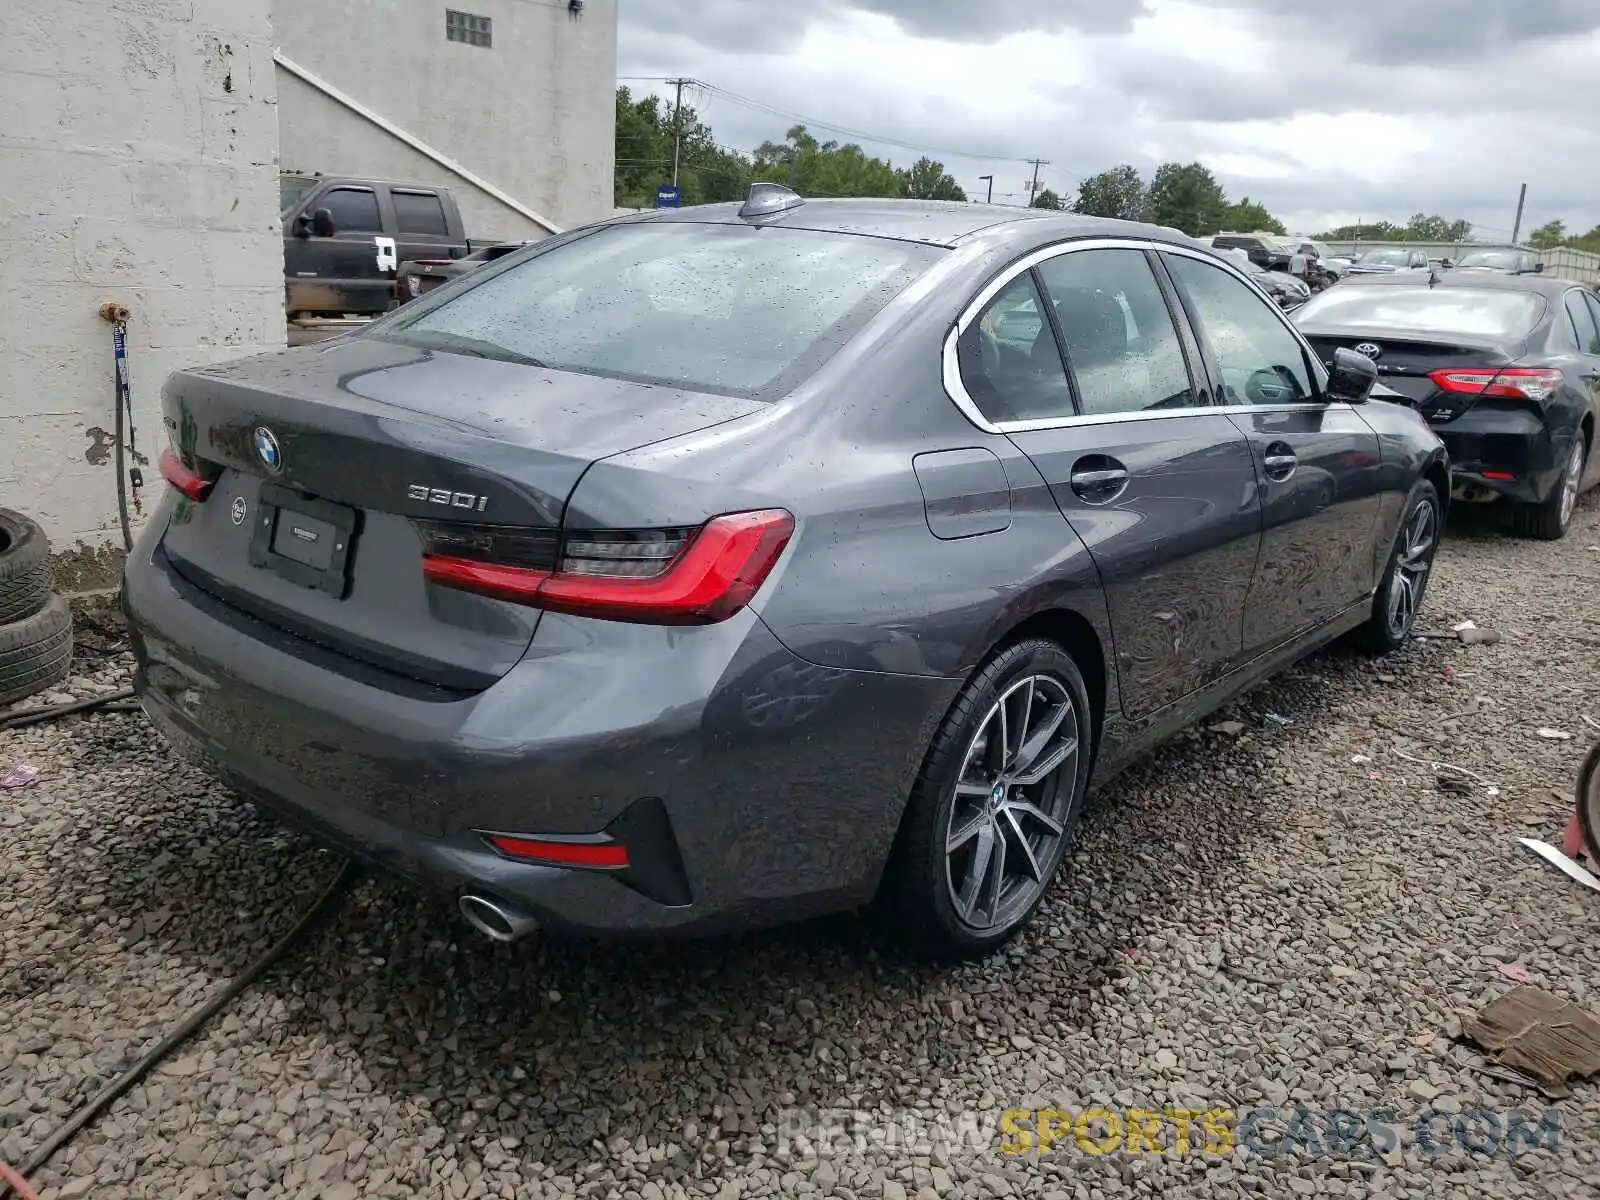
[0,507,73,706]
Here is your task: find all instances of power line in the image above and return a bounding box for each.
[620,74,1035,166]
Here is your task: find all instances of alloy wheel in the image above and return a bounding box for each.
[1386,497,1438,640]
[944,674,1080,932]
[1560,439,1585,531]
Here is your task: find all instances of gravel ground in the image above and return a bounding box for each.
[3,495,1599,1200]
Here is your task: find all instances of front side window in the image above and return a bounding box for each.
[956,273,1073,423]
[320,187,382,232]
[1036,249,1196,415]
[376,222,939,397]
[1165,254,1314,405]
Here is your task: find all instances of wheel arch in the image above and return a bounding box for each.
[1423,451,1451,523]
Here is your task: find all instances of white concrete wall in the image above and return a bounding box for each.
[276,0,617,243]
[0,0,286,576]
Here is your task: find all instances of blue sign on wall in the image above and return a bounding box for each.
[656,185,683,208]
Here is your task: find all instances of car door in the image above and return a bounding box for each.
[1160,251,1386,656]
[952,242,1262,719]
[283,183,394,313]
[389,186,458,270]
[1573,292,1600,489]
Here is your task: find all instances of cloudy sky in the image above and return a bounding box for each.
[619,0,1600,239]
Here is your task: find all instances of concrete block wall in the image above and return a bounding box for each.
[0,0,286,586]
[276,0,616,244]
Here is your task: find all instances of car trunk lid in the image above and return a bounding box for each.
[1301,327,1520,418]
[157,337,764,692]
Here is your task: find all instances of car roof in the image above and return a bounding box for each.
[617,198,1196,249]
[1335,270,1577,298]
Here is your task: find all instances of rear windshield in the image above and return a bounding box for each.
[372,221,941,397]
[1455,251,1518,269]
[1357,249,1411,267]
[1292,286,1545,338]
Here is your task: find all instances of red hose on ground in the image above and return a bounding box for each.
[0,1162,40,1200]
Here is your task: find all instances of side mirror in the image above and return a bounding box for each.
[310,207,336,238]
[1327,347,1378,404]
[1534,262,1545,274]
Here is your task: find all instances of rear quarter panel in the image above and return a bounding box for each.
[566,237,1119,689]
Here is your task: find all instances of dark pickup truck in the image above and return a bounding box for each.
[281,173,471,318]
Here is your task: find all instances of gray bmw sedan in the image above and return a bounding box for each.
[124,185,1449,958]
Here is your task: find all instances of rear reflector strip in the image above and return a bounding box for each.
[486,834,629,869]
[422,508,794,625]
[159,447,213,501]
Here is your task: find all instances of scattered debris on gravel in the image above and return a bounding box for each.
[3,496,1599,1199]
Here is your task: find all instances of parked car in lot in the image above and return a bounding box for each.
[1293,272,1600,539]
[392,241,531,308]
[127,187,1449,959]
[1212,246,1311,307]
[1346,248,1431,276]
[1452,248,1544,276]
[281,173,470,319]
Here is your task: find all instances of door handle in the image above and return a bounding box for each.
[1069,458,1129,503]
[1262,442,1297,481]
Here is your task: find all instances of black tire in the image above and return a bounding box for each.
[1357,478,1441,653]
[1512,432,1587,541]
[0,507,53,626]
[0,592,73,706]
[881,638,1094,960]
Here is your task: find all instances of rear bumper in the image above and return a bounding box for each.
[123,528,958,937]
[1434,407,1566,504]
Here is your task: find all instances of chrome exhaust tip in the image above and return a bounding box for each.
[458,892,540,943]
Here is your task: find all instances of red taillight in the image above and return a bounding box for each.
[159,447,213,501]
[421,508,794,625]
[1427,367,1564,402]
[486,834,629,868]
[1481,470,1516,481]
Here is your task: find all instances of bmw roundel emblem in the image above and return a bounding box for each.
[253,426,282,473]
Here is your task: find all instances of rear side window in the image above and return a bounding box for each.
[1585,293,1600,347]
[1294,286,1545,339]
[378,222,940,397]
[1035,249,1195,415]
[1165,254,1313,405]
[1566,292,1600,354]
[392,190,449,236]
[956,273,1074,423]
[321,187,382,232]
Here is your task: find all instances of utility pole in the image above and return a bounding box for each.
[666,77,693,188]
[978,175,993,204]
[1510,182,1527,246]
[1025,159,1048,206]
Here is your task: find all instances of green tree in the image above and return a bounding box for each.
[752,126,902,197]
[1072,166,1146,220]
[1031,188,1064,210]
[1573,225,1600,253]
[899,156,967,201]
[1220,196,1285,235]
[1528,220,1567,250]
[613,87,751,207]
[1146,162,1228,236]
[1316,220,1405,240]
